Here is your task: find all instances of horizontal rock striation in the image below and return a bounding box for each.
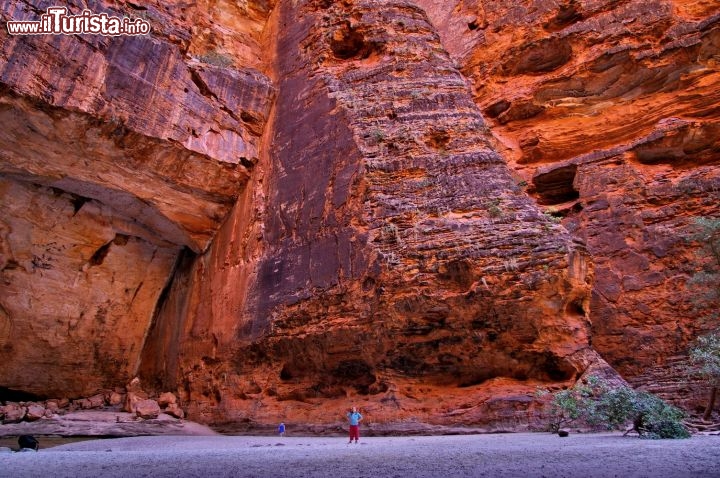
[0,0,279,250]
[419,0,720,397]
[1,0,716,429]
[167,0,614,428]
[0,0,275,398]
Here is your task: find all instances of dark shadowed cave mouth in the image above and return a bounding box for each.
[0,386,45,402]
[532,164,580,206]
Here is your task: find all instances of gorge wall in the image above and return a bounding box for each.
[0,0,275,397]
[416,0,720,407]
[0,0,718,429]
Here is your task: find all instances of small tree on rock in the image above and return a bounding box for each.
[596,387,690,439]
[536,378,599,433]
[687,216,720,324]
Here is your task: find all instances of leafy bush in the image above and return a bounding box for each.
[648,420,691,439]
[536,377,599,433]
[686,216,720,325]
[597,387,690,439]
[538,377,690,439]
[689,330,720,420]
[690,331,720,386]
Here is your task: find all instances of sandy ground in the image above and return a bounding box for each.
[1,432,719,478]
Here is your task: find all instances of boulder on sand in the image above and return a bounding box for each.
[135,399,161,419]
[1,403,26,423]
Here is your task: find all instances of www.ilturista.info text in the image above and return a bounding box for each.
[6,7,150,36]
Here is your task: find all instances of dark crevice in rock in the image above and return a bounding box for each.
[113,234,130,246]
[69,194,91,215]
[279,364,294,381]
[537,354,577,382]
[130,281,144,303]
[239,110,264,135]
[501,38,573,75]
[88,241,112,267]
[566,299,586,318]
[543,1,583,32]
[126,2,148,10]
[631,121,720,167]
[2,259,21,271]
[189,68,218,101]
[425,129,451,150]
[532,164,580,205]
[146,247,195,342]
[329,23,384,60]
[137,246,196,393]
[220,105,240,123]
[87,235,129,267]
[484,100,511,118]
[332,360,376,387]
[438,259,473,289]
[49,188,92,216]
[239,157,256,169]
[497,101,545,125]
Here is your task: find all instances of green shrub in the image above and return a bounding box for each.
[536,377,599,433]
[539,377,690,439]
[197,51,234,68]
[597,387,690,439]
[647,420,691,439]
[689,330,720,420]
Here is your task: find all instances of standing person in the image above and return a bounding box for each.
[278,422,286,437]
[346,406,363,444]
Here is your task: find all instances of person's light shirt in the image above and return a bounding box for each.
[347,412,362,425]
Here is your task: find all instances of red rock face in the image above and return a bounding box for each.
[0,0,274,397]
[418,0,720,405]
[0,0,717,427]
[156,0,615,428]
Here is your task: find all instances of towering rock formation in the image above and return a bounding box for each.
[150,0,606,427]
[0,0,275,397]
[416,0,720,404]
[0,0,717,428]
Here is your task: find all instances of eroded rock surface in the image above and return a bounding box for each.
[0,0,717,430]
[158,0,616,429]
[0,0,275,398]
[418,0,720,401]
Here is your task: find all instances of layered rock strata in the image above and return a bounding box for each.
[0,0,275,397]
[0,0,717,429]
[418,0,720,402]
[160,0,613,428]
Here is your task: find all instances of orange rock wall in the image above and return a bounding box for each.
[0,0,718,426]
[159,0,615,429]
[0,0,274,397]
[417,0,720,400]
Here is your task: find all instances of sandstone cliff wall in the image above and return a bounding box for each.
[0,0,717,428]
[418,0,720,408]
[163,0,614,428]
[0,0,274,397]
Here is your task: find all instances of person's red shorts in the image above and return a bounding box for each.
[349,425,360,441]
